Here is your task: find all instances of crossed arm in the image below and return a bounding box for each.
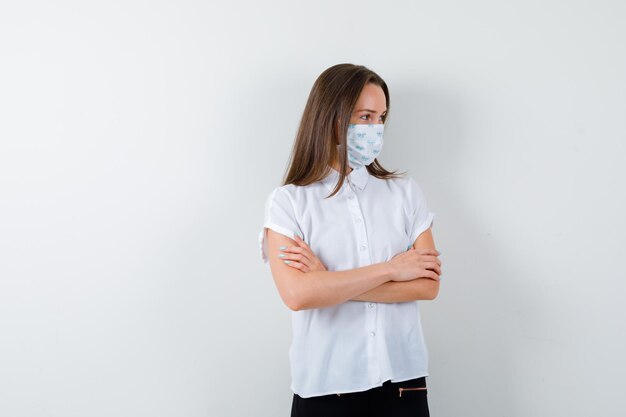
[349,228,440,303]
[265,227,440,309]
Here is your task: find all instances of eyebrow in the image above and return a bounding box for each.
[357,109,388,113]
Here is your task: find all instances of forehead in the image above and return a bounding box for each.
[354,84,386,110]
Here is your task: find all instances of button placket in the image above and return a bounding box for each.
[346,186,380,385]
[346,188,369,261]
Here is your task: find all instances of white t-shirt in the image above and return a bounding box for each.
[258,165,436,398]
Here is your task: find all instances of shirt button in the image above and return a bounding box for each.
[360,245,367,250]
[355,218,362,223]
[368,303,374,308]
[348,195,354,200]
[370,331,376,336]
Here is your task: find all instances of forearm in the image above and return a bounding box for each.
[350,277,440,303]
[294,262,393,310]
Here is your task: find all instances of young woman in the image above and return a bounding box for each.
[259,63,442,417]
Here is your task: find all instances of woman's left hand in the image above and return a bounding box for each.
[279,234,328,273]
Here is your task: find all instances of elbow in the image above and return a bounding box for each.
[290,291,313,311]
[277,271,321,311]
[271,272,306,311]
[284,287,307,311]
[286,298,303,311]
[286,290,317,311]
[286,302,299,311]
[283,292,301,311]
[424,281,440,300]
[287,299,310,311]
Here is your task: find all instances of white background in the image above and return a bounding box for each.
[1,1,625,416]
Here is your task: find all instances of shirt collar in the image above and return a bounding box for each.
[321,165,370,192]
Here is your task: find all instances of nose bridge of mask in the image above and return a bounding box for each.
[349,122,384,131]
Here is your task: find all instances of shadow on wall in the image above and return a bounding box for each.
[389,84,540,415]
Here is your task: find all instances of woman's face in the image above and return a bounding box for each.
[349,83,387,125]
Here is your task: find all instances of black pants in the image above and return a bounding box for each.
[290,376,429,417]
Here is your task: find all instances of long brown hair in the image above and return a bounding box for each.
[282,63,406,198]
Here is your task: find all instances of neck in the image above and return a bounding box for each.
[330,158,353,174]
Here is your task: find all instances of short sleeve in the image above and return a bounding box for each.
[406,176,436,246]
[258,186,303,265]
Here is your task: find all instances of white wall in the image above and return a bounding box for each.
[1,1,625,416]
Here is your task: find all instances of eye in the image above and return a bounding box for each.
[360,114,370,120]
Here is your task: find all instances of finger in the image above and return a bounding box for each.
[289,253,313,269]
[294,233,312,252]
[293,236,317,260]
[425,265,441,276]
[418,274,439,282]
[283,260,304,270]
[423,269,440,280]
[281,245,307,256]
[293,247,314,264]
[423,266,440,276]
[280,245,313,263]
[298,263,310,273]
[425,261,441,275]
[294,233,310,248]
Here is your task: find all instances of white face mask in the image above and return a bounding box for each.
[345,123,384,169]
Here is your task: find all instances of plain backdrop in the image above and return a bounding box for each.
[1,1,625,416]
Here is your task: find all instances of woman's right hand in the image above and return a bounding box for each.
[388,248,442,282]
